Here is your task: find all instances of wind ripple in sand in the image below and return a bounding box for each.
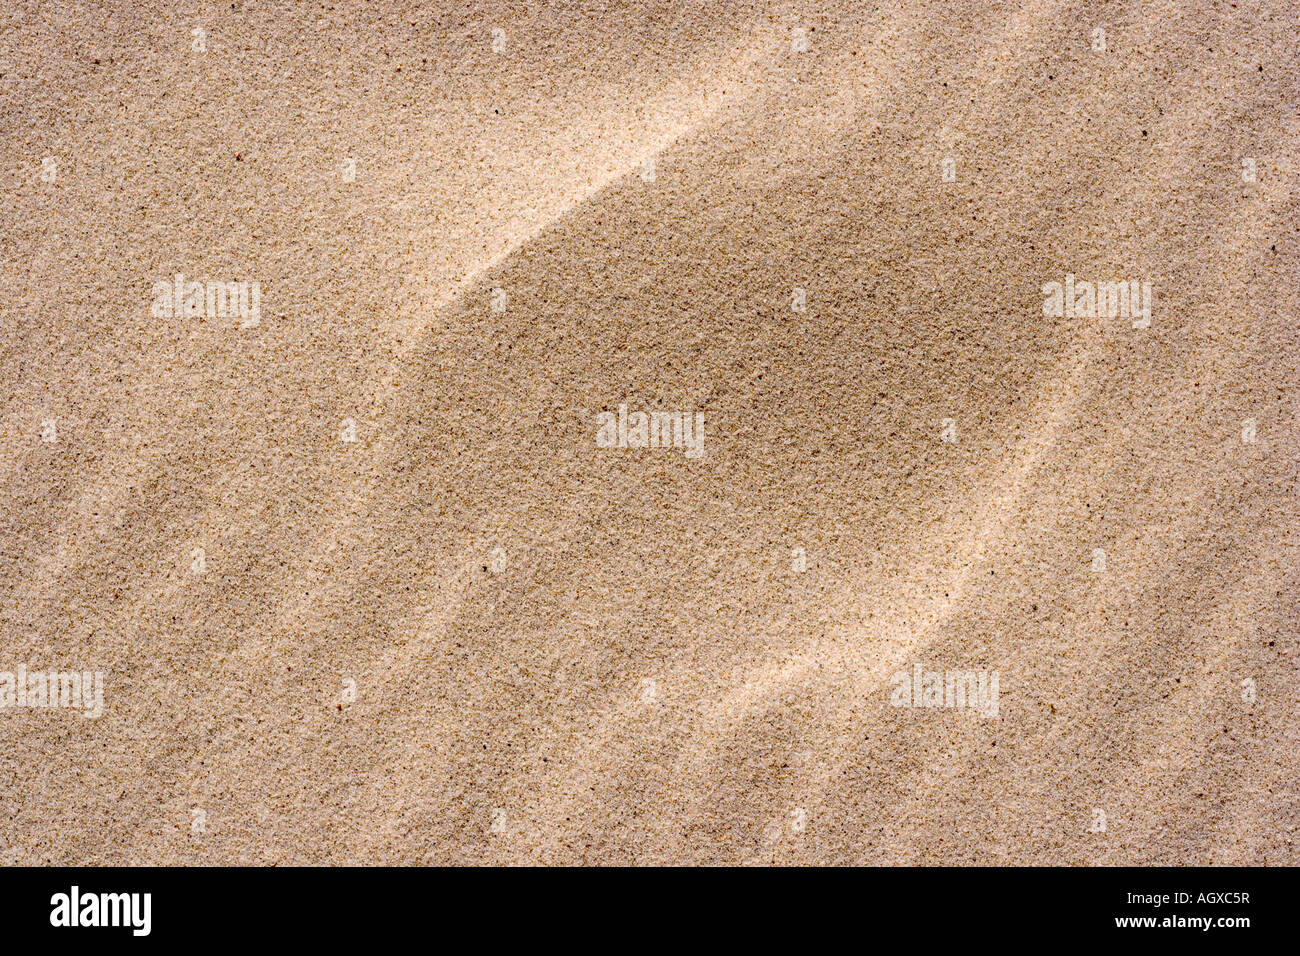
[0,0,1295,865]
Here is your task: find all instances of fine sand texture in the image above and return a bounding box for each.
[0,0,1296,864]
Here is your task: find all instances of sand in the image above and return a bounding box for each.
[0,0,1295,864]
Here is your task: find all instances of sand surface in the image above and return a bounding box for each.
[0,0,1296,864]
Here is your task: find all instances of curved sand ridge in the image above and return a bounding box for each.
[0,0,1295,863]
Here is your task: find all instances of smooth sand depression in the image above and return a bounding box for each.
[0,1,1296,864]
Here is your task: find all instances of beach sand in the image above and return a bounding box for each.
[0,0,1296,864]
